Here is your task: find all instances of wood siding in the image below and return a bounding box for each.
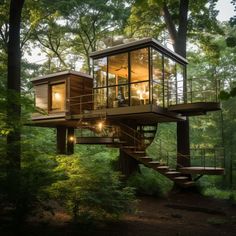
[69,75,93,115]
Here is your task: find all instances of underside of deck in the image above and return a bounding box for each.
[168,102,221,116]
[179,167,224,175]
[29,104,185,127]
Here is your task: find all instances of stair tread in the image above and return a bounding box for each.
[123,146,136,149]
[174,176,189,180]
[148,161,160,164]
[133,151,146,154]
[182,181,196,186]
[139,156,152,160]
[157,166,169,169]
[165,171,181,175]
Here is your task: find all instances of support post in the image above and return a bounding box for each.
[117,149,140,178]
[56,127,66,154]
[177,119,190,167]
[117,121,140,178]
[67,127,75,155]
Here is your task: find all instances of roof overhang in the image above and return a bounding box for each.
[90,38,188,65]
[31,70,92,84]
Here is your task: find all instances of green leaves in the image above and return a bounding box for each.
[49,154,136,222]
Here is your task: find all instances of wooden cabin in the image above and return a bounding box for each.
[31,70,92,127]
[30,38,224,188]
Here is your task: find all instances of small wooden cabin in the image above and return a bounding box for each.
[32,71,93,124]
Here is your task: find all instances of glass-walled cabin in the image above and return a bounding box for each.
[90,38,187,110]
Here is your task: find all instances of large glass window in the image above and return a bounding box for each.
[108,85,129,108]
[108,53,128,86]
[176,63,184,103]
[130,48,149,82]
[51,83,65,111]
[152,49,163,106]
[93,57,107,88]
[94,88,107,109]
[131,82,149,106]
[164,57,176,105]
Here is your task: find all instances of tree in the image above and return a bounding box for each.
[6,0,25,216]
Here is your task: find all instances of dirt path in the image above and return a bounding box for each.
[1,192,236,236]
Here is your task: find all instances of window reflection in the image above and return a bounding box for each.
[51,83,65,111]
[108,53,128,86]
[131,82,149,106]
[93,57,107,88]
[108,85,129,108]
[152,49,163,106]
[94,88,107,109]
[130,48,149,82]
[164,57,176,105]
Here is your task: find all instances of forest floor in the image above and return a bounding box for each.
[1,191,236,236]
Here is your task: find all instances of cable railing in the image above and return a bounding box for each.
[151,139,224,169]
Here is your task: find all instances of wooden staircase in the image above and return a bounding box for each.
[122,146,195,188]
[75,122,224,188]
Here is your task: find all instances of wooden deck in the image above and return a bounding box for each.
[168,102,220,116]
[179,167,224,175]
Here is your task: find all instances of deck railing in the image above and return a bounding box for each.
[67,78,220,114]
[161,78,219,107]
[152,139,224,169]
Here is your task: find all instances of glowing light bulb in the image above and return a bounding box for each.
[69,136,74,142]
[97,121,104,131]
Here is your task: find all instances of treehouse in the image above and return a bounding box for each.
[30,38,224,188]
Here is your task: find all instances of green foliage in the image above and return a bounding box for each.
[127,165,173,197]
[49,154,136,222]
[202,186,236,203]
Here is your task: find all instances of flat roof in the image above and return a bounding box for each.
[90,38,188,64]
[31,70,92,83]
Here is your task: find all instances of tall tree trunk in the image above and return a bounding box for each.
[6,0,24,210]
[163,0,190,167]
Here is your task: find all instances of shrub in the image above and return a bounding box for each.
[127,165,173,197]
[49,155,136,222]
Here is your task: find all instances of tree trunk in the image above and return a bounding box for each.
[163,0,190,168]
[6,0,24,207]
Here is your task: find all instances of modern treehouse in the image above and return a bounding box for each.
[31,38,224,188]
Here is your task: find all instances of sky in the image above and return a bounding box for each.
[216,0,235,22]
[25,0,235,65]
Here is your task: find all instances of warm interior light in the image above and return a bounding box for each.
[54,92,61,101]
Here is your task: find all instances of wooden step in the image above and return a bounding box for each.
[148,161,160,167]
[165,171,181,177]
[132,151,146,155]
[156,166,169,171]
[139,156,152,162]
[173,176,189,181]
[181,181,196,187]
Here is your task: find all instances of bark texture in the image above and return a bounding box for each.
[6,0,25,204]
